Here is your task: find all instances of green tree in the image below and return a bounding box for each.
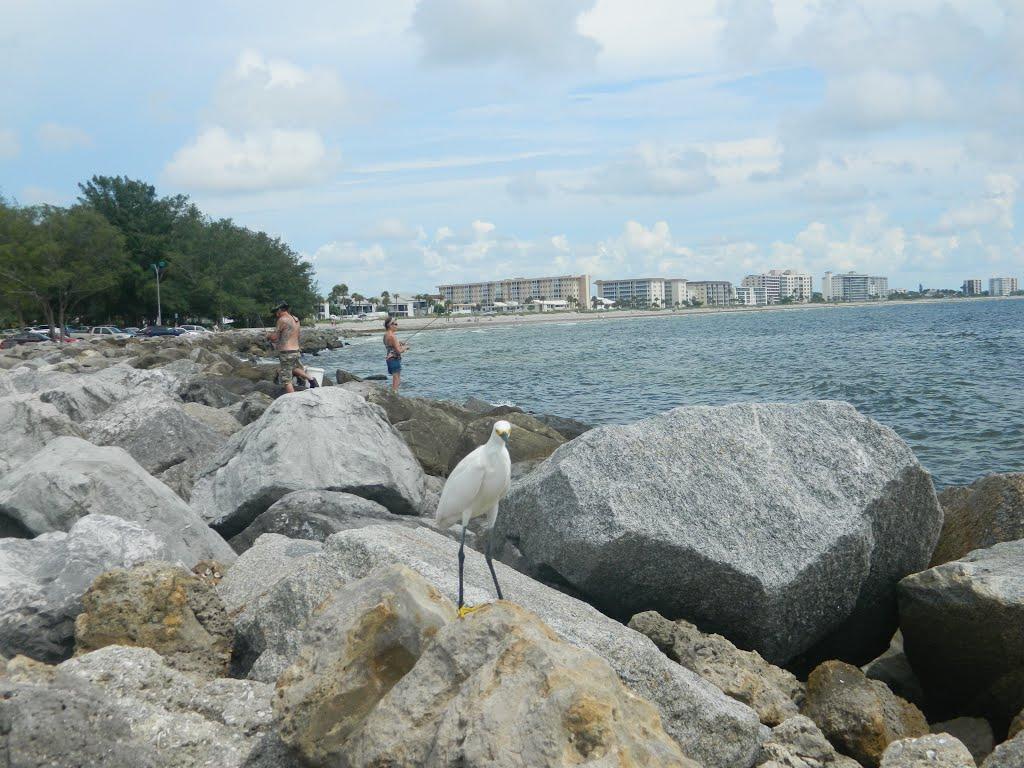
[0,202,130,337]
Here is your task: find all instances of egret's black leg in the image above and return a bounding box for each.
[485,526,503,601]
[457,524,466,610]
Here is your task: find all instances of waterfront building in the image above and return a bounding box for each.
[595,277,688,307]
[687,281,734,306]
[734,286,757,305]
[989,277,1019,296]
[821,271,889,302]
[962,279,983,296]
[438,274,590,310]
[741,269,813,304]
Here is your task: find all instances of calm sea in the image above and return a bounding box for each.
[317,299,1024,488]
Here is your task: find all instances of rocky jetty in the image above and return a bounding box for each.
[2,331,1023,767]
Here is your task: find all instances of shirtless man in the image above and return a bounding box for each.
[268,301,316,394]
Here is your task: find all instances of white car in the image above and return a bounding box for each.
[85,326,132,340]
[178,324,212,334]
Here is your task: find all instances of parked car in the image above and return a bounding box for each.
[1,330,77,348]
[85,326,132,340]
[123,327,141,335]
[137,326,178,337]
[178,324,211,334]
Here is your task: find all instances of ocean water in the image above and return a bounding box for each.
[317,299,1024,488]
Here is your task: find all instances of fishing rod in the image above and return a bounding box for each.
[400,311,445,344]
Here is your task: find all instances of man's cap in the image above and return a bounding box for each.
[271,301,289,312]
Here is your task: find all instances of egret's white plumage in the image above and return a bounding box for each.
[435,420,512,531]
[435,419,513,612]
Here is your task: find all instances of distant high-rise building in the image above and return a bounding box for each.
[438,274,590,309]
[741,269,813,305]
[687,281,734,306]
[989,277,1019,296]
[962,279,983,296]
[595,277,688,307]
[821,271,889,302]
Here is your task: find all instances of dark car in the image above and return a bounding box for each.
[137,326,179,337]
[1,331,53,349]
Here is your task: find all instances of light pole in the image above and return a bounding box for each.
[150,261,167,326]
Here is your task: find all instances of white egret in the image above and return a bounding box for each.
[435,419,512,615]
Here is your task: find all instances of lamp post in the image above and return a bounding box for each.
[150,261,167,326]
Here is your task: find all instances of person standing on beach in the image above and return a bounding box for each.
[384,316,408,391]
[268,301,317,394]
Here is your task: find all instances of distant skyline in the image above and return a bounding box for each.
[1,0,1022,295]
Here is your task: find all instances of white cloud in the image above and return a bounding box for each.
[164,127,336,192]
[718,0,778,65]
[0,129,20,159]
[365,218,424,241]
[581,143,717,197]
[411,0,599,69]
[36,122,93,151]
[213,50,349,130]
[821,70,952,131]
[938,173,1018,232]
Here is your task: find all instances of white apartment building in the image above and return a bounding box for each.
[438,274,590,309]
[989,277,1019,296]
[734,286,757,305]
[962,279,983,296]
[595,277,688,307]
[741,269,813,304]
[688,281,735,306]
[821,271,889,302]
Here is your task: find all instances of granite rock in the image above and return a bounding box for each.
[0,436,235,565]
[0,515,170,662]
[899,540,1024,726]
[756,715,860,768]
[498,400,942,666]
[190,388,426,537]
[880,733,977,768]
[228,489,413,552]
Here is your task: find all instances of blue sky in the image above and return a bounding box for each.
[1,0,1022,295]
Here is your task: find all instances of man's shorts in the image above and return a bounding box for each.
[387,357,402,375]
[277,350,303,383]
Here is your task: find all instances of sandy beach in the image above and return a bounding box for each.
[318,295,1022,337]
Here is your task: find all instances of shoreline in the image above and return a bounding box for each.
[318,294,1024,338]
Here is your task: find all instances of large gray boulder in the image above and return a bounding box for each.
[756,715,860,768]
[983,732,1024,768]
[320,525,765,768]
[84,390,225,474]
[228,489,415,552]
[190,387,426,537]
[35,363,171,422]
[0,515,170,662]
[0,394,82,480]
[497,400,942,665]
[880,734,977,768]
[932,473,1024,566]
[899,539,1024,726]
[0,436,235,566]
[0,647,298,768]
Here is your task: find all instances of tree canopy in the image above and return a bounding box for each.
[0,176,320,328]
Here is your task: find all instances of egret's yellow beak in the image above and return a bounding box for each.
[497,427,511,443]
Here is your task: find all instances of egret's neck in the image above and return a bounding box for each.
[487,434,507,451]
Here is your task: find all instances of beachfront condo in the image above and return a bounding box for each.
[989,277,1019,296]
[821,271,890,302]
[741,269,813,305]
[594,277,688,307]
[438,274,591,310]
[962,279,983,296]
[687,281,735,306]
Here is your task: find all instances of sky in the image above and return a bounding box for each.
[1,0,1022,295]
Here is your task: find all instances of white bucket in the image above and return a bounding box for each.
[306,366,325,386]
